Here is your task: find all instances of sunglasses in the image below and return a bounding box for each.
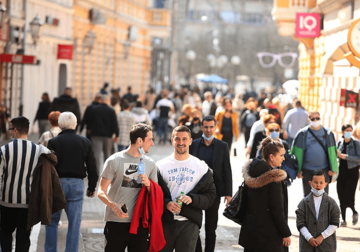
[269,129,280,132]
[310,117,320,121]
[8,128,15,131]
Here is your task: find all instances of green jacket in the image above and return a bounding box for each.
[290,126,338,173]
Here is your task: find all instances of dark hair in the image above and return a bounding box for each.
[127,86,132,91]
[202,115,216,126]
[311,169,326,181]
[172,125,191,137]
[42,93,50,103]
[295,100,302,107]
[110,96,118,106]
[48,111,61,127]
[341,124,353,132]
[122,101,130,110]
[10,116,30,135]
[136,101,142,107]
[259,137,284,162]
[223,98,232,107]
[129,123,152,144]
[103,82,109,88]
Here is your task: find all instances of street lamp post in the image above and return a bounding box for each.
[186,50,196,84]
[0,2,6,29]
[29,16,43,46]
[231,56,241,86]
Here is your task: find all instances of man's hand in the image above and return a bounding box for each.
[328,170,336,176]
[138,174,150,187]
[282,237,291,247]
[224,196,232,207]
[167,201,181,214]
[86,190,95,198]
[245,147,251,156]
[179,195,192,205]
[112,203,129,219]
[297,172,303,178]
[308,238,318,247]
[113,137,119,143]
[314,235,324,245]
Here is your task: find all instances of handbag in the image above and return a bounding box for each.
[223,182,248,225]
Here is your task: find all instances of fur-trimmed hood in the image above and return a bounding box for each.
[242,158,287,188]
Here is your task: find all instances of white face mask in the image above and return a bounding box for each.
[311,186,325,197]
[310,121,321,128]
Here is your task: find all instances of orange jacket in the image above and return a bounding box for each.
[214,110,239,140]
[130,180,166,252]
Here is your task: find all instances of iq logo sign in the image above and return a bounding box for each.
[295,13,321,38]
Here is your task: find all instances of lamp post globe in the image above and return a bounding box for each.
[186,50,196,61]
[30,16,43,46]
[231,55,241,65]
[0,2,6,29]
[219,55,228,64]
[83,30,97,52]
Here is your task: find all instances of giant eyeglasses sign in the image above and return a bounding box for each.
[256,52,298,68]
[295,13,321,38]
[340,89,359,108]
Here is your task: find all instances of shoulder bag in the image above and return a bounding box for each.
[223,182,248,225]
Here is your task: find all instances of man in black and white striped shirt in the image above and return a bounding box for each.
[0,116,51,252]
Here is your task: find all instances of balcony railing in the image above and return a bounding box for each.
[147,9,171,26]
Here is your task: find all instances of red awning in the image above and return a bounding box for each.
[0,54,37,64]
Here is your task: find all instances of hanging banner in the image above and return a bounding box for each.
[295,13,321,38]
[340,89,359,108]
[345,89,359,108]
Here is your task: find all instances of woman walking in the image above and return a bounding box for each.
[337,124,359,226]
[34,93,52,136]
[214,98,239,150]
[239,137,291,252]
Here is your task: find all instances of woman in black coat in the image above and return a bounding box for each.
[336,124,359,226]
[239,137,291,252]
[34,93,51,136]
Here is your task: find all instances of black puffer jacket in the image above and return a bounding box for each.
[158,169,216,228]
[239,159,291,252]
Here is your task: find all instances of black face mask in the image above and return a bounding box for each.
[193,117,200,121]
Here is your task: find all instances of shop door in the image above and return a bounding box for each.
[58,64,67,95]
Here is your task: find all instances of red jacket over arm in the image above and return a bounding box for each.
[130,180,165,252]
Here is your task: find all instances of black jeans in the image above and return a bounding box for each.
[160,220,199,252]
[0,206,31,252]
[196,193,221,252]
[302,168,330,197]
[104,221,148,252]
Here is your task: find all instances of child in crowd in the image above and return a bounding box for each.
[296,169,340,252]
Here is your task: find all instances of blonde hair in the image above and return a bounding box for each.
[182,104,192,115]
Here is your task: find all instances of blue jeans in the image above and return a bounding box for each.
[157,118,168,143]
[44,178,85,252]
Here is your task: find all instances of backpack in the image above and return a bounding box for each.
[241,110,256,128]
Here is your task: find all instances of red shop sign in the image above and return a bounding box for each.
[0,54,37,64]
[57,44,73,60]
[295,13,321,38]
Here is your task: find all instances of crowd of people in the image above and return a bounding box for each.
[0,83,359,252]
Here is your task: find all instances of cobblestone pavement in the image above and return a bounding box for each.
[1,134,359,251]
